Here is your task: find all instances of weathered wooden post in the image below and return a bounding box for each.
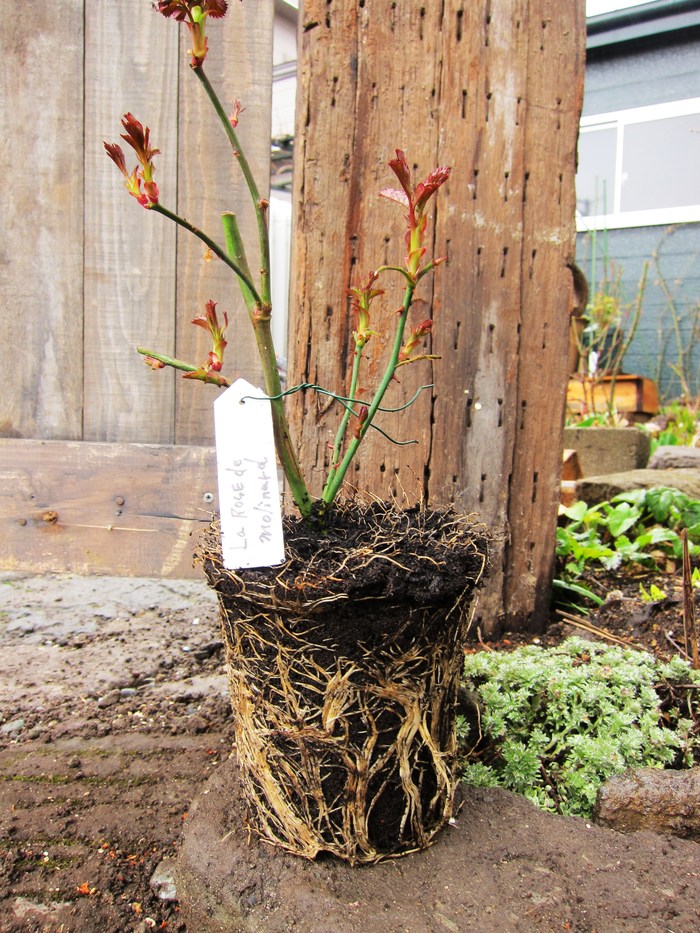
[288,0,586,634]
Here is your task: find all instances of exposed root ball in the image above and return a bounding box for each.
[200,502,489,863]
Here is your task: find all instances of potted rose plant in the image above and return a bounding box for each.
[105,0,488,864]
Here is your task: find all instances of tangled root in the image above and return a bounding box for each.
[200,502,488,863]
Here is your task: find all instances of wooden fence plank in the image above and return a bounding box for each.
[0,2,84,440]
[174,1,273,445]
[0,439,218,578]
[84,0,180,444]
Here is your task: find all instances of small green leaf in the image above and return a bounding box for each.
[645,487,687,523]
[552,578,604,606]
[605,502,641,538]
[639,582,667,602]
[634,527,677,549]
[559,500,589,524]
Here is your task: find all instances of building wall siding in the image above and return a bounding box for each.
[583,34,700,114]
[577,223,700,401]
[577,30,700,402]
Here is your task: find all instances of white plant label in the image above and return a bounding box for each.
[214,378,285,570]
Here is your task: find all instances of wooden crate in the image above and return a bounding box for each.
[567,375,659,421]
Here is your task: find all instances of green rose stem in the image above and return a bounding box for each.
[322,281,416,507]
[145,202,313,519]
[193,65,272,307]
[325,336,365,485]
[220,212,313,521]
[141,202,313,519]
[189,65,314,520]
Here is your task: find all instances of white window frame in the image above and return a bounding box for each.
[577,97,700,231]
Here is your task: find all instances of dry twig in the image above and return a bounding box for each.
[681,529,700,670]
[556,610,640,649]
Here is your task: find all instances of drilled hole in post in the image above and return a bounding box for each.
[500,246,508,278]
[382,235,392,264]
[388,4,399,32]
[528,540,536,573]
[520,400,527,430]
[479,473,487,504]
[497,397,503,427]
[531,471,539,503]
[456,8,464,41]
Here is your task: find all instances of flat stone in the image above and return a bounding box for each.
[595,767,700,840]
[1,718,25,734]
[563,427,650,476]
[96,689,121,709]
[150,857,179,902]
[194,641,223,661]
[648,445,700,470]
[576,468,700,505]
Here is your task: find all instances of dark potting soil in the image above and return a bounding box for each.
[201,502,490,650]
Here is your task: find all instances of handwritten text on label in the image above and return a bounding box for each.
[214,379,285,569]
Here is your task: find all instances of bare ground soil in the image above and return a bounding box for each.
[1,569,699,933]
